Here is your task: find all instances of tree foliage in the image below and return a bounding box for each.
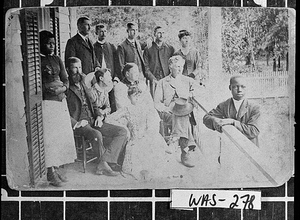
[222,8,288,74]
[76,6,209,76]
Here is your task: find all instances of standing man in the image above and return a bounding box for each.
[154,55,198,168]
[117,22,146,81]
[65,16,100,75]
[94,24,118,112]
[174,30,203,83]
[203,75,260,146]
[143,26,175,96]
[66,57,128,176]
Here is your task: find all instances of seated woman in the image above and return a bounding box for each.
[105,86,185,181]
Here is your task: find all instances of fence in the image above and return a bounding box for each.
[244,71,289,99]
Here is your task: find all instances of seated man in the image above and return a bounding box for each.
[203,75,260,146]
[154,55,197,167]
[65,57,128,176]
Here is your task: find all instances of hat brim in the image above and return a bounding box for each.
[172,103,194,116]
[84,72,95,88]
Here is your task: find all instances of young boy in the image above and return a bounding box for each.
[203,75,261,146]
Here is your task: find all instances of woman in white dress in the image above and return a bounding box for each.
[105,85,185,181]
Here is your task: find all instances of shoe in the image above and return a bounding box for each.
[188,145,196,151]
[47,167,62,187]
[96,161,119,176]
[181,152,195,168]
[108,163,122,172]
[54,166,68,182]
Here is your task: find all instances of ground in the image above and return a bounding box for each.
[34,97,293,191]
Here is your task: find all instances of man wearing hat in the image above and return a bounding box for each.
[117,22,147,81]
[174,30,203,84]
[154,55,197,167]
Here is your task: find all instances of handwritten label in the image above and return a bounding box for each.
[171,190,261,210]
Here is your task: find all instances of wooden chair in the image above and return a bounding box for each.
[74,135,98,173]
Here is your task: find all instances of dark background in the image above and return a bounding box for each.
[2,0,296,219]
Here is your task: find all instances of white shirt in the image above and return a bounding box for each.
[232,98,244,117]
[78,32,89,43]
[97,40,107,68]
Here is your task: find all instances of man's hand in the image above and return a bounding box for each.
[164,102,175,114]
[213,118,235,133]
[94,116,104,128]
[50,86,66,95]
[73,120,88,130]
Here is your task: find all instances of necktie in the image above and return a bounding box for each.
[85,38,91,48]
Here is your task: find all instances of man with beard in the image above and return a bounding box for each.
[66,57,128,176]
[143,26,175,96]
[94,24,118,112]
[65,17,100,75]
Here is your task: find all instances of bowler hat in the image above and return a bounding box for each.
[172,97,194,116]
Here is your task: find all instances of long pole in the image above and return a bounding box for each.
[192,97,277,186]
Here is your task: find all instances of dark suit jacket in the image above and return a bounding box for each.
[143,42,174,81]
[66,78,100,127]
[117,39,146,80]
[94,41,118,78]
[65,34,100,74]
[203,98,260,146]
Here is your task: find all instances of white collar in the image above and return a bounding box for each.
[75,82,81,89]
[232,98,244,113]
[78,32,88,41]
[127,38,135,44]
[40,52,54,57]
[180,47,190,55]
[97,40,106,44]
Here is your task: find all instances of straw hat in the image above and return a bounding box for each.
[84,71,96,88]
[172,97,194,116]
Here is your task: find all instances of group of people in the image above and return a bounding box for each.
[39,16,261,187]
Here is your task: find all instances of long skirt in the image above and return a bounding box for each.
[42,99,76,167]
[122,132,185,181]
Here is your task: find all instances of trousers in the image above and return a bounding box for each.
[74,122,128,164]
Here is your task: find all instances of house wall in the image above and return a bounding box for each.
[5,10,31,189]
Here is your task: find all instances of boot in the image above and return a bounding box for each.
[96,161,119,176]
[47,167,62,187]
[181,151,195,168]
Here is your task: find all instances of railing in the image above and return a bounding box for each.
[244,71,289,98]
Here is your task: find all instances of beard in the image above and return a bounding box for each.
[70,74,82,85]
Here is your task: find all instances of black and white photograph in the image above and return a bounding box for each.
[5,6,294,190]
